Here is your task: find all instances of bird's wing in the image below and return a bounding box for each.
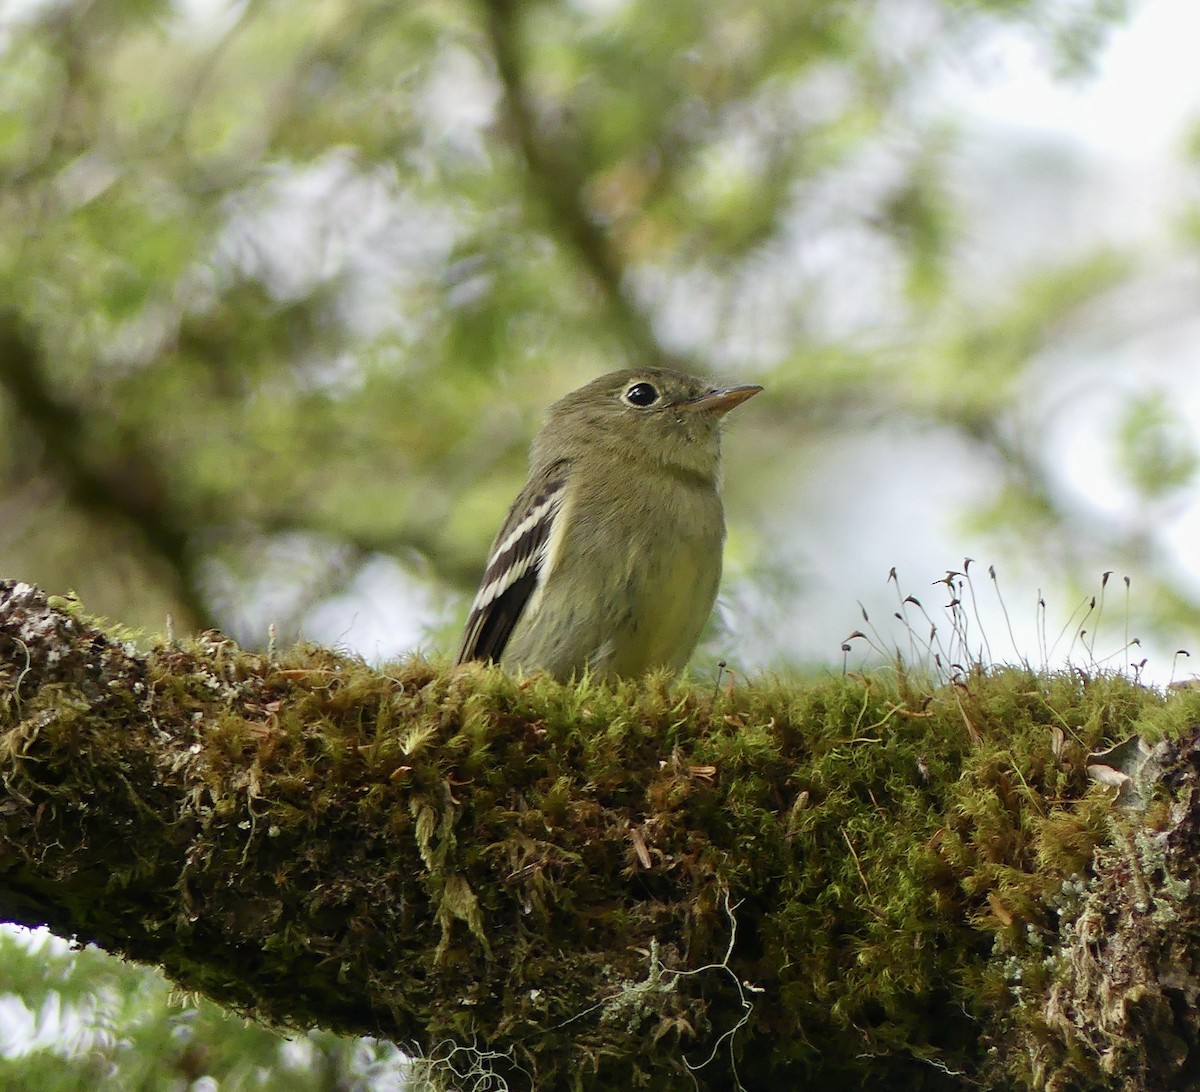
[456,462,570,665]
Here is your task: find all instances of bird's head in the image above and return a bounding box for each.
[532,367,762,481]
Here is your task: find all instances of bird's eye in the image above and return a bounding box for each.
[623,382,659,407]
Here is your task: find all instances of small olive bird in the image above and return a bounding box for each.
[456,367,762,680]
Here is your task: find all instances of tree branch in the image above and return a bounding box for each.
[0,315,213,630]
[479,0,668,368]
[2,579,1199,1089]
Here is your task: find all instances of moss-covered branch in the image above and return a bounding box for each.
[1,579,1199,1090]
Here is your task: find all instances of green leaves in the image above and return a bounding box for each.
[1116,391,1199,502]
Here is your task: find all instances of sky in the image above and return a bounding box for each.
[958,0,1200,161]
[953,0,1200,674]
[780,0,1200,685]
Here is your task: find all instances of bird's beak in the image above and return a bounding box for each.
[685,384,763,416]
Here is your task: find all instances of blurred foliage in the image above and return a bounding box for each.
[0,928,407,1090]
[2,0,1196,1082]
[1116,391,1199,501]
[0,0,1171,655]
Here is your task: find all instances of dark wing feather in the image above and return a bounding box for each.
[459,569,540,665]
[456,465,568,665]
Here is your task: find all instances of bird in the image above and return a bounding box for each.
[455,367,762,681]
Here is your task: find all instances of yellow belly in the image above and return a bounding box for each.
[605,535,721,675]
[501,469,725,680]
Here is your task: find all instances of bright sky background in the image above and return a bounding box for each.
[961,0,1199,159]
[946,0,1200,680]
[777,0,1200,686]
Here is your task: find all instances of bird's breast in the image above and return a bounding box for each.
[593,477,724,675]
